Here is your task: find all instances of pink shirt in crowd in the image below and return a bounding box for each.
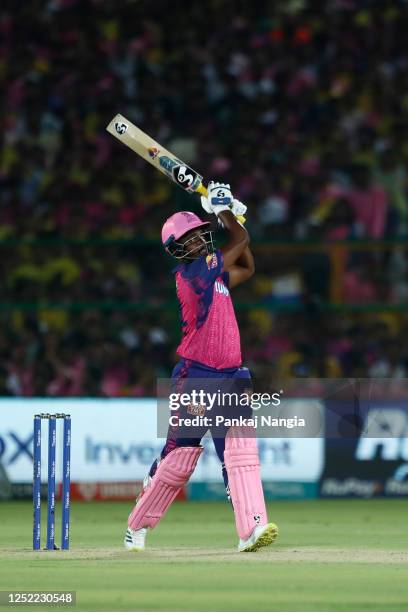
[346,185,388,238]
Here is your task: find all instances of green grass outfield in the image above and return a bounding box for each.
[0,499,407,611]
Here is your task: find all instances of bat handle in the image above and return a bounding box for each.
[196,184,208,197]
[196,183,246,225]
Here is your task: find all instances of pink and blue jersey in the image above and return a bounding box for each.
[173,249,241,369]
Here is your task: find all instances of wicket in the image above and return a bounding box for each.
[33,414,71,551]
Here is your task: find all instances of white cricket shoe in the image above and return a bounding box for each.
[124,527,147,551]
[238,522,278,552]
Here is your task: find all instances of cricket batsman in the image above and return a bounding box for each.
[124,182,278,552]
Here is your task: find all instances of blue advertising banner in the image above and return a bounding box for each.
[321,399,408,497]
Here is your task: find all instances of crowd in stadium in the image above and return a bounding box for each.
[1,0,408,395]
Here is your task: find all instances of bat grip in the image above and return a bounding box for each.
[196,184,208,197]
[196,183,246,224]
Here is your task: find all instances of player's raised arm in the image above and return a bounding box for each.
[225,244,255,288]
[201,182,254,287]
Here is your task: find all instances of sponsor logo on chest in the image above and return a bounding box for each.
[215,281,229,296]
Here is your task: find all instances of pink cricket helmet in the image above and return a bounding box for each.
[161,211,210,247]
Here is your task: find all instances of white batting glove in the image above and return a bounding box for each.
[217,198,248,228]
[200,195,213,215]
[230,198,247,218]
[200,181,233,216]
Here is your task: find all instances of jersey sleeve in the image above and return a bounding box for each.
[180,249,224,294]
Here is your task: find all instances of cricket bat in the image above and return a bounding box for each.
[106,114,245,222]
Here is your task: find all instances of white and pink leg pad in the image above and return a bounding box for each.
[224,426,268,540]
[128,446,203,530]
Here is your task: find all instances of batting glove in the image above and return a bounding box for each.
[216,198,247,228]
[230,198,247,218]
[201,181,233,216]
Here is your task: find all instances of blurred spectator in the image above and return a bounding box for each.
[374,149,408,235]
[2,0,408,242]
[345,165,389,238]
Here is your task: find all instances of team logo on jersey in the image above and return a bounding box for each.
[187,403,206,417]
[148,146,160,158]
[206,253,218,270]
[115,121,128,135]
